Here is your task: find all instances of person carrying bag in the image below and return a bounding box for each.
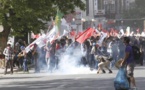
[115,37,137,90]
[114,66,130,90]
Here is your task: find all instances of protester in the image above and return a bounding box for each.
[31,43,40,73]
[13,39,27,69]
[17,46,29,72]
[89,36,97,70]
[96,55,113,74]
[45,41,51,69]
[3,43,13,75]
[48,41,56,72]
[120,37,137,90]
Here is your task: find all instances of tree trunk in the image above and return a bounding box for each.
[0,26,11,54]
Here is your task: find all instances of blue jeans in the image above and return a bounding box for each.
[89,54,95,69]
[23,59,28,71]
[95,60,98,70]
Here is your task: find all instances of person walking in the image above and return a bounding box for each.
[3,43,13,75]
[121,37,137,90]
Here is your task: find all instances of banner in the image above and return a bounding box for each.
[119,29,124,38]
[46,26,58,42]
[25,26,58,53]
[25,34,46,53]
[97,31,107,46]
[126,27,130,36]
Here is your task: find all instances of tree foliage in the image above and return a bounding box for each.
[0,0,85,36]
[0,0,85,51]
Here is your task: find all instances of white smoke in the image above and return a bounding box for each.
[47,44,96,75]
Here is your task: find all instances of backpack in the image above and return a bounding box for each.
[132,46,141,60]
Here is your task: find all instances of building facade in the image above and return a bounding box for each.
[83,0,106,29]
[115,0,135,19]
[74,0,135,30]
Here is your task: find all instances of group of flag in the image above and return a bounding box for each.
[26,10,145,53]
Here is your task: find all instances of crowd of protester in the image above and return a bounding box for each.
[2,31,145,75]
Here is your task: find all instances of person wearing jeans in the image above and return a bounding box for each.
[18,46,29,72]
[23,58,28,72]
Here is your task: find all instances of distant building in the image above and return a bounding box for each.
[84,0,106,29]
[73,0,135,30]
[104,0,116,19]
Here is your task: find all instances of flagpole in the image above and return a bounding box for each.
[28,32,30,44]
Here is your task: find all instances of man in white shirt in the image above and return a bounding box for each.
[3,44,13,75]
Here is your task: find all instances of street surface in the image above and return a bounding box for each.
[0,66,145,90]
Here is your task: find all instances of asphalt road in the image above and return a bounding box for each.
[0,66,145,90]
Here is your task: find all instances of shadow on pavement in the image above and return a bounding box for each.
[0,76,41,80]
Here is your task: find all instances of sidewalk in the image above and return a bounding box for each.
[0,67,20,74]
[0,64,34,74]
[0,68,4,74]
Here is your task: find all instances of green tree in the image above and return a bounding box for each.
[0,0,85,50]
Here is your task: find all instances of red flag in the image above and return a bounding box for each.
[76,32,83,38]
[76,28,95,43]
[70,30,76,37]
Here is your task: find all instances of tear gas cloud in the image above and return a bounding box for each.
[37,44,96,75]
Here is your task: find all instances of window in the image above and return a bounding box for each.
[98,0,104,9]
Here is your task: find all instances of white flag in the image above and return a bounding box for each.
[95,28,101,34]
[141,32,145,37]
[25,34,46,53]
[46,26,57,42]
[25,26,57,53]
[97,31,107,46]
